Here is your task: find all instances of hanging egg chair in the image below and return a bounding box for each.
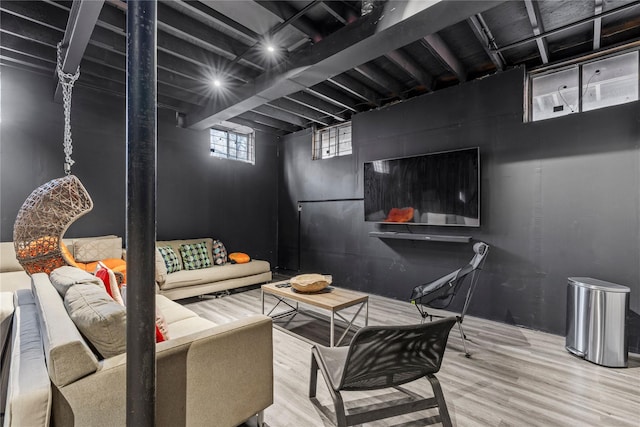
[13,42,93,275]
[13,175,93,275]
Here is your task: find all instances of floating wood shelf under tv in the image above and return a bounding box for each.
[369,231,472,243]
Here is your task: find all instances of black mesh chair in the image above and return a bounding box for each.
[309,317,456,427]
[410,242,489,357]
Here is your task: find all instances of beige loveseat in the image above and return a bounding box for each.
[155,238,272,300]
[3,268,273,426]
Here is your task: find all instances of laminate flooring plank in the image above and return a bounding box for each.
[181,289,640,427]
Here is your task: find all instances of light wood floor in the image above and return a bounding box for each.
[182,287,640,427]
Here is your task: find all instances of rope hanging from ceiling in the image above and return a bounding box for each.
[13,42,93,275]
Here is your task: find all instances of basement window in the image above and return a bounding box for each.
[529,49,639,122]
[210,126,255,164]
[312,122,352,160]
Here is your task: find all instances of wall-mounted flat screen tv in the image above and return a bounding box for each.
[364,147,480,226]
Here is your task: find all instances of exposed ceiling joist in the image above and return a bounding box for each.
[467,14,504,71]
[422,33,467,82]
[156,2,261,71]
[257,0,322,42]
[252,104,310,128]
[2,0,66,30]
[497,1,640,53]
[327,74,380,106]
[237,111,301,133]
[0,7,61,47]
[354,63,406,97]
[54,0,104,102]
[168,0,260,43]
[228,116,286,135]
[186,0,504,130]
[385,49,434,90]
[1,48,53,72]
[524,0,549,64]
[593,0,603,50]
[285,92,349,122]
[268,98,333,126]
[305,84,359,112]
[320,2,348,25]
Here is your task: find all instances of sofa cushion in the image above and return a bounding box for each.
[0,271,31,293]
[155,248,168,284]
[31,273,100,387]
[160,260,271,291]
[50,266,102,297]
[64,284,127,359]
[73,237,123,263]
[156,294,200,324]
[0,242,24,272]
[4,290,51,427]
[158,246,181,274]
[212,239,228,265]
[179,242,212,270]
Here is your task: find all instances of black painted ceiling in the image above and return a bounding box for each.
[2,0,640,135]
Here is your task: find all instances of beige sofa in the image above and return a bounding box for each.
[4,269,273,426]
[0,236,273,301]
[155,238,272,300]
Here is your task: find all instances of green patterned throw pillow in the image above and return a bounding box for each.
[158,246,181,274]
[180,242,212,270]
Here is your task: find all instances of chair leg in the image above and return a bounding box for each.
[427,374,452,427]
[309,350,319,398]
[256,410,264,427]
[331,389,347,427]
[457,318,470,357]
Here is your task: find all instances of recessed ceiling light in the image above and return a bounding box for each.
[266,44,275,53]
[213,79,221,87]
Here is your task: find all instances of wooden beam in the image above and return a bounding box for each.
[385,49,434,89]
[467,14,505,71]
[237,111,302,133]
[327,74,380,106]
[524,0,549,64]
[252,104,310,128]
[593,0,604,50]
[422,33,467,82]
[354,63,406,97]
[186,0,504,129]
[285,92,349,122]
[305,83,359,112]
[54,0,105,102]
[268,98,333,126]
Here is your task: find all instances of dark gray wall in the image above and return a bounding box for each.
[1,67,278,265]
[278,67,640,344]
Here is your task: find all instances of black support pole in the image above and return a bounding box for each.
[126,2,157,427]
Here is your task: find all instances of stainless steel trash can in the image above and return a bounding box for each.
[566,277,630,368]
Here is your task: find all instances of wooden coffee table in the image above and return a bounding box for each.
[262,281,368,347]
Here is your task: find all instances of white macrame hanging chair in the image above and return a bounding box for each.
[13,42,94,275]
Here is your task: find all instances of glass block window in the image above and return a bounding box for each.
[313,122,352,160]
[210,128,255,164]
[529,48,639,122]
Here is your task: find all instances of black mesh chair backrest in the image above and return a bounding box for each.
[339,317,456,391]
[409,242,489,309]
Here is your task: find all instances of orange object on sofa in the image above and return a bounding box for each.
[384,207,415,223]
[61,242,127,282]
[228,252,251,264]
